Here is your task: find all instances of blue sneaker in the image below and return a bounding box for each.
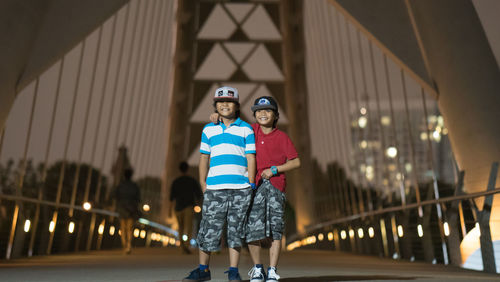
[225,269,242,282]
[182,267,211,282]
[248,265,266,282]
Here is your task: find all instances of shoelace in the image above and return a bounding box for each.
[248,266,263,278]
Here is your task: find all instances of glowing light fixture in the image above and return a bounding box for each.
[140,230,146,239]
[381,116,391,126]
[318,233,324,241]
[133,228,140,238]
[358,116,368,128]
[327,232,333,241]
[386,147,398,158]
[368,227,374,238]
[109,226,115,236]
[417,224,424,238]
[98,223,105,235]
[68,221,75,234]
[358,228,364,239]
[83,202,91,211]
[49,221,55,233]
[444,222,450,237]
[143,204,150,212]
[360,107,367,115]
[24,220,31,233]
[194,206,201,213]
[397,225,404,237]
[340,230,347,240]
[182,234,188,241]
[349,229,355,238]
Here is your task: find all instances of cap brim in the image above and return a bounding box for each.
[251,104,277,112]
[214,97,239,102]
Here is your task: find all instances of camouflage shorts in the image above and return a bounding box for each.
[197,188,252,252]
[246,180,286,242]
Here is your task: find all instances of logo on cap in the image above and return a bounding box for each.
[258,98,270,105]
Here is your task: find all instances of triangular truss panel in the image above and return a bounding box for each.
[242,5,281,40]
[198,4,237,39]
[225,3,255,24]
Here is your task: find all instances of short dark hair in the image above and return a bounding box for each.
[213,101,240,118]
[123,168,134,180]
[179,161,189,173]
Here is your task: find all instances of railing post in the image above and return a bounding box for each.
[422,184,435,263]
[475,162,498,273]
[446,170,465,266]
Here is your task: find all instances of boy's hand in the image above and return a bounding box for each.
[261,169,273,179]
[210,113,220,124]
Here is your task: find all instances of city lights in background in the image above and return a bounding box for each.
[143,204,150,212]
[134,228,140,238]
[360,107,367,115]
[194,206,201,213]
[327,232,334,241]
[386,147,398,158]
[140,230,146,239]
[358,116,368,128]
[83,202,92,211]
[24,220,31,233]
[349,229,355,239]
[109,226,115,236]
[182,235,188,241]
[340,230,347,240]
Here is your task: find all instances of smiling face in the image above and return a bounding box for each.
[255,109,277,127]
[215,101,238,119]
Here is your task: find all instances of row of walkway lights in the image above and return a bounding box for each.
[287,219,455,252]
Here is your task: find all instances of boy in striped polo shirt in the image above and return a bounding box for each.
[183,86,256,282]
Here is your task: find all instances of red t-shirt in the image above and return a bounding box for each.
[252,123,298,192]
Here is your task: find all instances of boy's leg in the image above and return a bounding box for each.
[199,249,210,265]
[248,241,262,265]
[269,239,281,267]
[229,247,241,267]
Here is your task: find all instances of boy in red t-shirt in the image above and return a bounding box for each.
[213,96,300,281]
[245,96,300,282]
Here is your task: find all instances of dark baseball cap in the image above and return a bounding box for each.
[251,96,278,112]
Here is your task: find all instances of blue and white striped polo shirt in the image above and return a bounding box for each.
[200,118,256,190]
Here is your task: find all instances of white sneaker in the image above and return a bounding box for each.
[266,267,280,281]
[248,266,265,282]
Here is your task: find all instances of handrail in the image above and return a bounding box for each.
[288,187,500,242]
[0,193,177,237]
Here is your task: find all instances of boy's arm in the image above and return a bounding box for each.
[261,157,301,179]
[246,154,256,186]
[199,154,210,193]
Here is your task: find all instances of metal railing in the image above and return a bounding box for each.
[0,192,178,260]
[287,162,499,274]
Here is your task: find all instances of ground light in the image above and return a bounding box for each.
[98,223,105,235]
[397,225,404,237]
[443,222,450,236]
[68,221,75,234]
[417,224,424,238]
[24,220,31,233]
[368,227,374,238]
[358,228,364,239]
[49,221,55,233]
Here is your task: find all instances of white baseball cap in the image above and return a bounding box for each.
[213,86,239,102]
